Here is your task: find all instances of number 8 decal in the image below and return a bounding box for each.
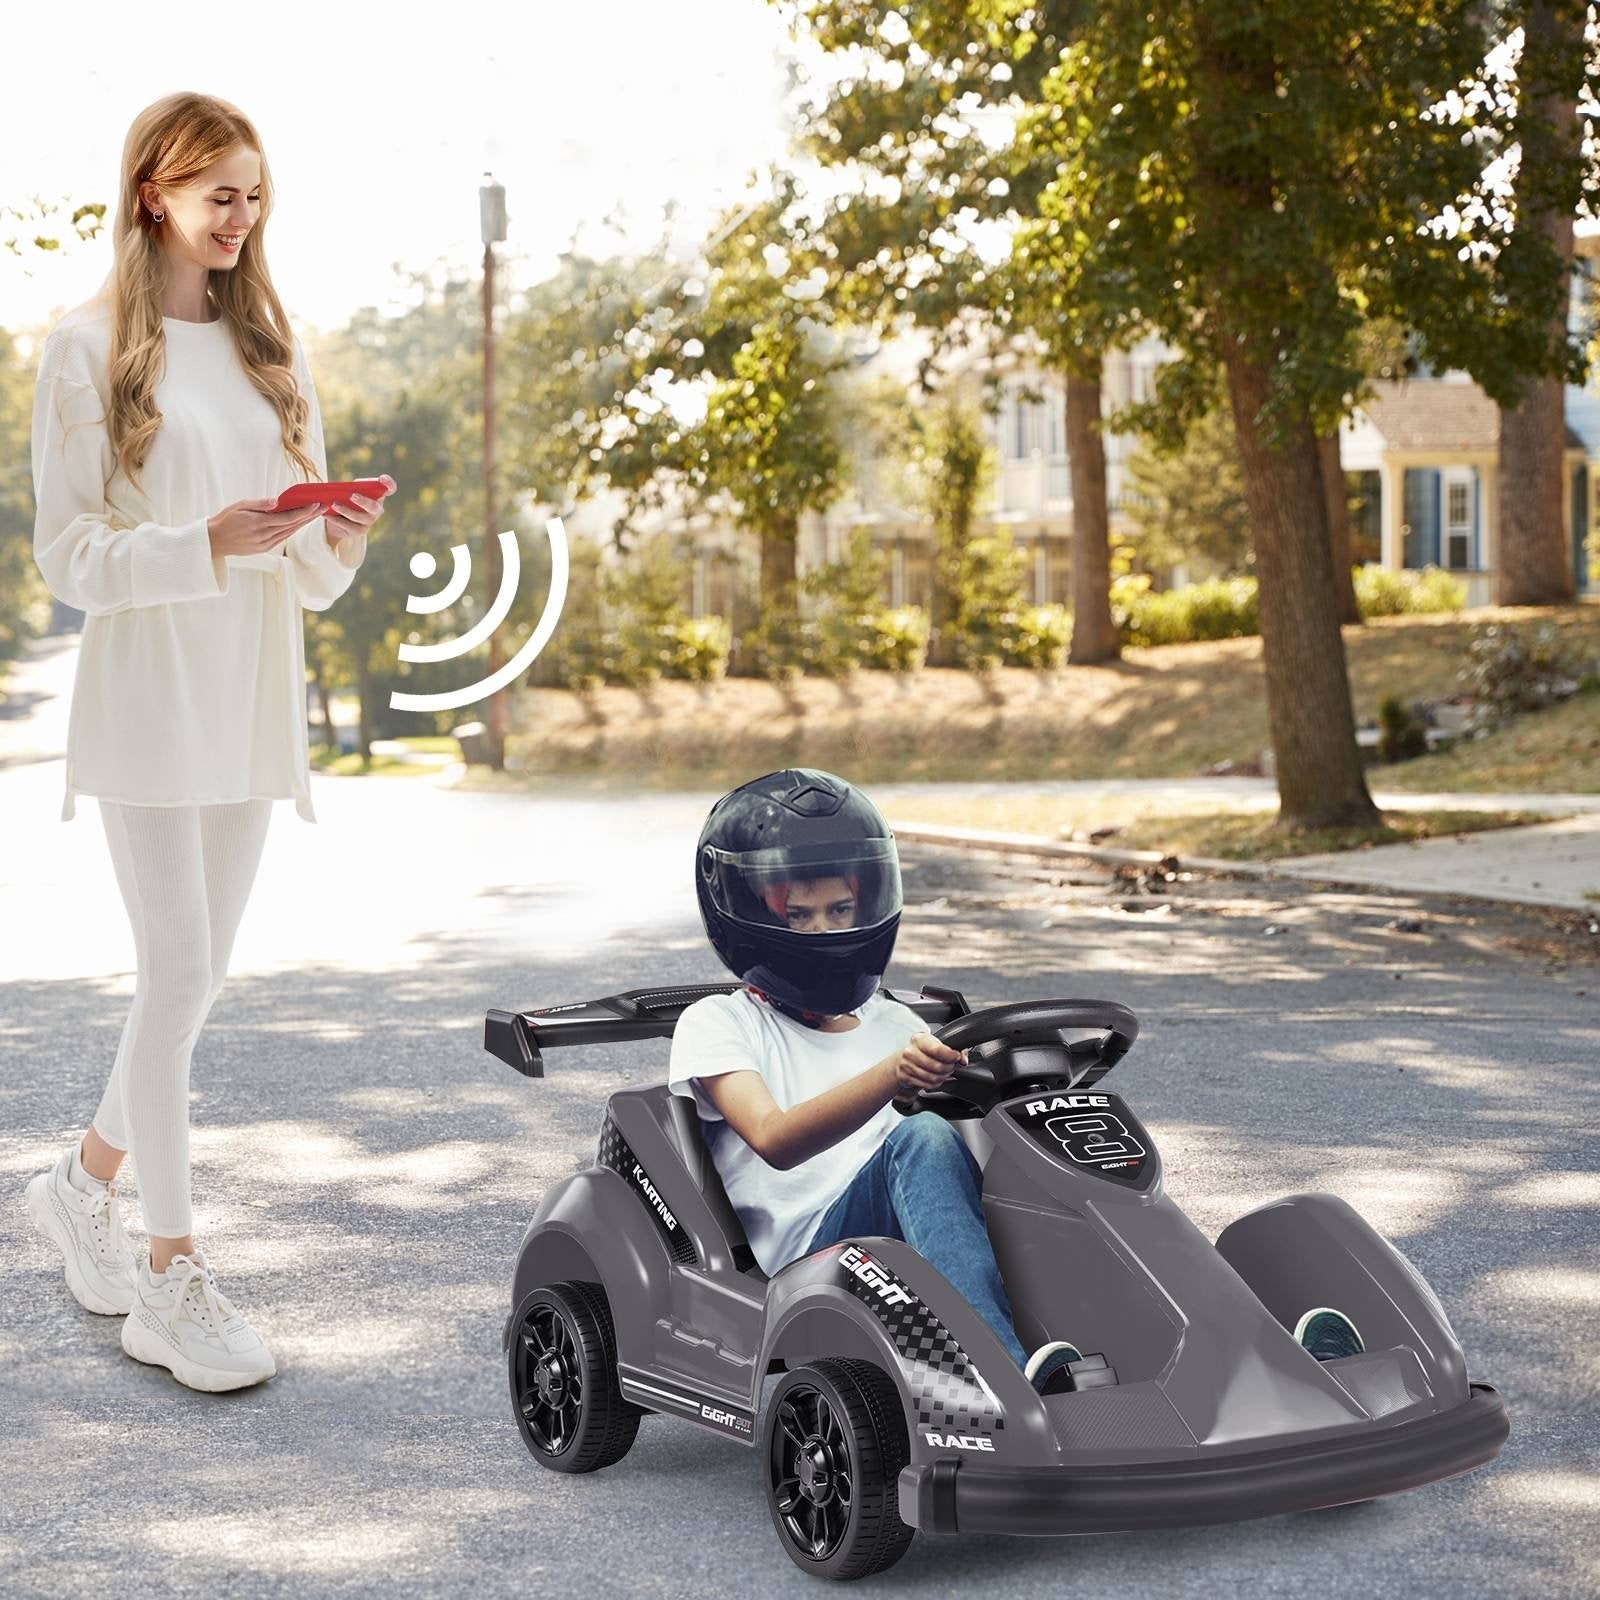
[1044,1112,1146,1165]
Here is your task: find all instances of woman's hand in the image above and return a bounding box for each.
[207,499,324,558]
[320,473,396,548]
[889,1032,967,1098]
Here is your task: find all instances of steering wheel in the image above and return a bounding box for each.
[899,999,1140,1120]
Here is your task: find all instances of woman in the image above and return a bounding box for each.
[24,91,394,1393]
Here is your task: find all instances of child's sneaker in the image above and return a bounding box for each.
[121,1250,277,1392]
[1295,1307,1365,1362]
[1025,1339,1084,1396]
[24,1144,137,1315]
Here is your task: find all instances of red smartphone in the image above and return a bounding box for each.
[274,478,393,512]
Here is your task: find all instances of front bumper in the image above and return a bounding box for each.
[898,1382,1509,1536]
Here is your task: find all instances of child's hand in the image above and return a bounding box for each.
[891,1032,968,1097]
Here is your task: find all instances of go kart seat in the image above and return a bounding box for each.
[638,1084,766,1279]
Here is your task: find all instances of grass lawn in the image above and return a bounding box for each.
[1370,688,1600,793]
[309,738,455,777]
[885,790,1554,861]
[474,602,1600,791]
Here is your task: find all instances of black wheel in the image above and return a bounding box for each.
[762,1357,915,1580]
[508,1280,643,1473]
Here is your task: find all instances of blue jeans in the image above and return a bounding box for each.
[802,1112,1030,1371]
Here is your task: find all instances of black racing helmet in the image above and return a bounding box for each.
[696,768,902,1016]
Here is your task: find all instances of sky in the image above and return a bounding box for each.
[0,0,800,338]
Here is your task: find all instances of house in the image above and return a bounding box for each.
[772,325,1177,616]
[1339,375,1594,607]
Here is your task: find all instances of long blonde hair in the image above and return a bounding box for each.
[90,91,318,495]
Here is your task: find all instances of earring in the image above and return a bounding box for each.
[153,211,164,222]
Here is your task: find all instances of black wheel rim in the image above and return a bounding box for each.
[770,1383,854,1562]
[514,1301,584,1455]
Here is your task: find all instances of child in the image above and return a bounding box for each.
[668,768,1085,1395]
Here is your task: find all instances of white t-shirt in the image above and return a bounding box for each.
[667,987,929,1275]
[30,297,367,824]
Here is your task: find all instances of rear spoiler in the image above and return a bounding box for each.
[484,982,972,1079]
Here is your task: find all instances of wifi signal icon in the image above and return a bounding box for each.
[387,517,569,714]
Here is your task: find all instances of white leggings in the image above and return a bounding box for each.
[91,797,274,1238]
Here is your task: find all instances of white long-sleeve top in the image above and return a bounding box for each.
[30,299,367,823]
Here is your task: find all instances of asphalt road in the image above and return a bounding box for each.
[1,760,1596,1600]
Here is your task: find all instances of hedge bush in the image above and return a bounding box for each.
[1112,573,1260,647]
[858,605,931,673]
[662,616,732,682]
[1354,565,1465,616]
[1107,564,1463,649]
[999,604,1073,668]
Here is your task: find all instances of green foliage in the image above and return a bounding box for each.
[661,616,732,683]
[1123,406,1253,578]
[0,326,62,660]
[1112,573,1260,648]
[1007,0,1592,439]
[941,528,1030,670]
[1105,564,1464,649]
[735,609,806,683]
[999,604,1074,669]
[541,539,606,693]
[1458,621,1588,718]
[799,525,891,676]
[886,386,1002,661]
[1377,694,1429,762]
[542,535,713,689]
[509,181,853,613]
[1353,565,1466,617]
[857,606,930,674]
[598,537,695,687]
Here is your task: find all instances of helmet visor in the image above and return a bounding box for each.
[702,836,901,933]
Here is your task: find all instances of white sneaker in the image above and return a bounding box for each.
[25,1145,137,1315]
[121,1251,277,1392]
[1025,1339,1084,1393]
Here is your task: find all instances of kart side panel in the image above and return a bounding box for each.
[508,1170,671,1370]
[761,1235,1060,1468]
[1214,1192,1471,1407]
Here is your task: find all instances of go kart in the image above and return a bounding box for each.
[484,982,1509,1579]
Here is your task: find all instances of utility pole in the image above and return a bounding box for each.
[481,172,507,768]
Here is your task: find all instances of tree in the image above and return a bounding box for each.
[504,190,853,645]
[898,385,1009,663]
[773,0,1125,663]
[1124,404,1253,579]
[1020,1,1542,829]
[1494,1,1595,604]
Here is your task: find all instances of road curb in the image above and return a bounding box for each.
[887,819,1595,913]
[888,820,1278,878]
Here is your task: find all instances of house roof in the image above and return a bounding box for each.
[1358,377,1586,453]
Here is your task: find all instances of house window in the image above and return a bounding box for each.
[1442,469,1476,570]
[1009,389,1031,460]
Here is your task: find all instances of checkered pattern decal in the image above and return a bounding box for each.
[596,1113,699,1265]
[832,1243,1005,1436]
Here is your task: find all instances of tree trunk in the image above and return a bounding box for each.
[357,658,372,766]
[308,653,336,751]
[1192,20,1379,831]
[1064,358,1121,663]
[1223,350,1380,829]
[1318,432,1362,626]
[1496,0,1582,606]
[930,526,959,668]
[759,520,799,620]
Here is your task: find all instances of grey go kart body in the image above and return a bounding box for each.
[485,981,1509,1537]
